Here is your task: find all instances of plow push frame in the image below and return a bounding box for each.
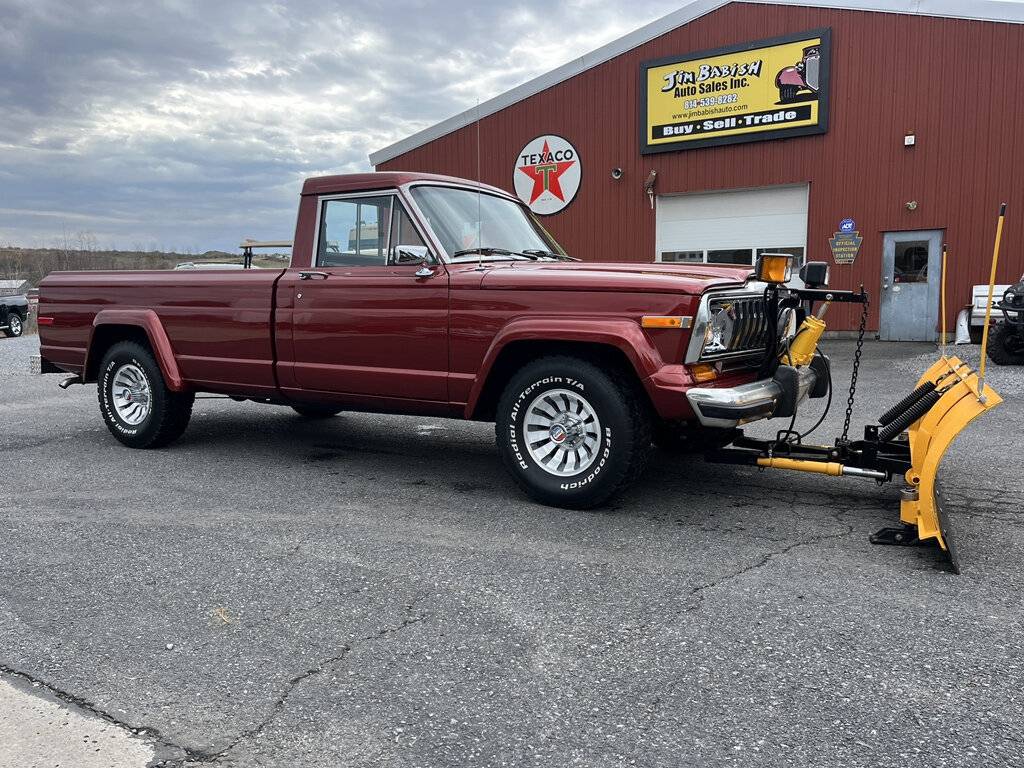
[707,206,1008,573]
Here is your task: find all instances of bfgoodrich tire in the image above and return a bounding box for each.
[986,323,1024,366]
[98,341,195,448]
[495,356,652,509]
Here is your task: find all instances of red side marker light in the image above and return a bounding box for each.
[37,316,55,326]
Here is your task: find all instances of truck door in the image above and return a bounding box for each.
[282,192,450,401]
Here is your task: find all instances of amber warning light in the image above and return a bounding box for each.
[754,253,795,284]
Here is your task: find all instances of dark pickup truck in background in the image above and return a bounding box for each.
[33,171,822,508]
[1,293,29,337]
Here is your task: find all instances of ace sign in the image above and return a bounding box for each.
[514,135,581,215]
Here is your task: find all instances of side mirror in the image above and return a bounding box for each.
[799,261,830,288]
[393,245,432,264]
[754,253,795,284]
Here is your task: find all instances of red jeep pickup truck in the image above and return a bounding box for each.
[35,172,820,508]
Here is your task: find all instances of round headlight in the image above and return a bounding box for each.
[704,304,736,353]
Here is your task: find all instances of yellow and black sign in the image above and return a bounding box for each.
[640,29,831,154]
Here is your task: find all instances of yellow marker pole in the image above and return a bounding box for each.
[940,243,948,355]
[978,203,1007,399]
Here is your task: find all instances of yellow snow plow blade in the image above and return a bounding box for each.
[896,356,1002,571]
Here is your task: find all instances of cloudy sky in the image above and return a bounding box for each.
[0,0,669,252]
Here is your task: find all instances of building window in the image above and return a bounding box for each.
[660,251,703,263]
[707,248,754,265]
[893,242,929,283]
[658,246,806,270]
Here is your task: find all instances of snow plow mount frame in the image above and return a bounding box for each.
[707,356,1001,573]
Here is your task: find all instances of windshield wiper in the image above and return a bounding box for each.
[521,249,578,262]
[451,247,531,261]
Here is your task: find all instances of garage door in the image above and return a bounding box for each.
[656,185,809,269]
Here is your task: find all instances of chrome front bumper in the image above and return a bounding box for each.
[686,365,819,429]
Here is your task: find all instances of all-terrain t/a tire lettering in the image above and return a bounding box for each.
[495,356,651,509]
[98,341,195,449]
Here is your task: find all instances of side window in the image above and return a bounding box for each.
[318,196,392,267]
[388,204,432,265]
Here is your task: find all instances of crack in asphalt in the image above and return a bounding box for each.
[1,592,431,768]
[155,591,430,767]
[681,526,858,613]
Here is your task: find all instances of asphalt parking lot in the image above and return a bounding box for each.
[1,333,1023,767]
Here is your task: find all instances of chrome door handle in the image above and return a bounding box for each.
[415,266,435,278]
[299,271,329,280]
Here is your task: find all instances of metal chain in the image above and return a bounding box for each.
[841,287,869,443]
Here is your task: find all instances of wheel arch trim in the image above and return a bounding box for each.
[464,318,661,419]
[87,309,185,391]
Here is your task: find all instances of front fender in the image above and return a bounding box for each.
[464,317,664,418]
[89,309,185,391]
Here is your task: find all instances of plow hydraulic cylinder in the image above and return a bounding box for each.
[756,457,888,481]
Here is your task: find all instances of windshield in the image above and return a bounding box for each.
[410,185,563,260]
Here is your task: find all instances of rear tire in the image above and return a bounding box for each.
[986,323,1024,366]
[3,314,22,337]
[291,405,343,419]
[495,356,651,509]
[98,341,194,448]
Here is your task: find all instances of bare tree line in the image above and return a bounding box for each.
[0,230,239,288]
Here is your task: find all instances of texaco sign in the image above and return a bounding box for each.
[513,135,581,215]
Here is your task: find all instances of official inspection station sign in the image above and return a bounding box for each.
[829,230,862,265]
[640,29,831,154]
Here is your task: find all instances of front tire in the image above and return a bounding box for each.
[98,341,195,448]
[3,314,22,337]
[495,356,651,509]
[986,323,1024,365]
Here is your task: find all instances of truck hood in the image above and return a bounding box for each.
[475,261,753,294]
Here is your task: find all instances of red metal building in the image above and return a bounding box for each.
[371,0,1024,337]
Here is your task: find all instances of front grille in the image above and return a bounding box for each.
[725,295,770,354]
[687,289,778,364]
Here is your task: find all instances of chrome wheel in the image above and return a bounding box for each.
[9,315,22,335]
[111,363,152,425]
[523,388,602,477]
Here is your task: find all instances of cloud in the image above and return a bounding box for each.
[0,0,668,251]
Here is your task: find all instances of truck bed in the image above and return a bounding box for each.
[38,269,285,395]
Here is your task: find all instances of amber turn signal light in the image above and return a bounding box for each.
[754,253,794,284]
[689,363,718,383]
[641,315,691,329]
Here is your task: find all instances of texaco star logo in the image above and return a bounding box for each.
[513,135,581,215]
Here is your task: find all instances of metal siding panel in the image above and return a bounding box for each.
[379,2,1024,330]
